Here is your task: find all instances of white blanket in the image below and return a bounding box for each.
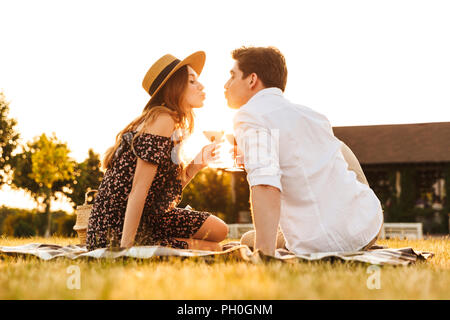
[0,242,434,266]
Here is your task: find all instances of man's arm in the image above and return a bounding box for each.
[250,185,281,256]
[233,109,282,256]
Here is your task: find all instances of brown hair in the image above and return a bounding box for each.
[232,46,287,91]
[102,65,193,173]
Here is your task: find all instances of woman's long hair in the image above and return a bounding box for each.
[102,65,194,176]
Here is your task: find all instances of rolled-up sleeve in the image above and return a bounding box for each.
[233,109,282,192]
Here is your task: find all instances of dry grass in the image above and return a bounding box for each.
[0,235,448,299]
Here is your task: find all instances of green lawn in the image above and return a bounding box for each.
[0,236,449,299]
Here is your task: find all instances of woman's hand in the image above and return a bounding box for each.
[194,141,222,167]
[119,239,134,249]
[182,140,223,188]
[202,142,221,166]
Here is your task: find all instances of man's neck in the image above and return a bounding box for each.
[239,87,267,108]
[241,87,283,108]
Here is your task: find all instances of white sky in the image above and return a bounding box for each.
[1,0,450,212]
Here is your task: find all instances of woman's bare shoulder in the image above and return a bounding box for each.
[143,110,176,138]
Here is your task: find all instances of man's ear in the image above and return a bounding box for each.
[248,73,259,90]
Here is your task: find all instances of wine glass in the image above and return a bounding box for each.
[225,133,244,172]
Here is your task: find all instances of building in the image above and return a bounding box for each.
[333,121,450,232]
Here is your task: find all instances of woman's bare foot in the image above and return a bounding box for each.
[174,238,222,251]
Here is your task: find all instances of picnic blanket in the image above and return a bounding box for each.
[0,242,434,266]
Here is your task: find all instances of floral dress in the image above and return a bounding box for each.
[86,130,211,251]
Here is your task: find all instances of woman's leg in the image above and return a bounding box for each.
[191,215,229,242]
[157,208,228,251]
[174,237,222,251]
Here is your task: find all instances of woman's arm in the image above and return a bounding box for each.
[180,142,219,189]
[120,159,158,248]
[120,113,175,248]
[181,161,206,189]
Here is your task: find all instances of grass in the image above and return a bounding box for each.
[0,235,449,299]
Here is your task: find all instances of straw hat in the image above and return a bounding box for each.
[142,51,206,105]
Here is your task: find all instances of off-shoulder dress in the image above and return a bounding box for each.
[86,131,210,251]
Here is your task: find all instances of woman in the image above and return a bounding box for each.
[86,51,229,251]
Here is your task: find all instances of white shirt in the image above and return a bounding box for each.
[233,88,383,254]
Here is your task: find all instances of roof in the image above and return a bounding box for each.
[332,122,450,164]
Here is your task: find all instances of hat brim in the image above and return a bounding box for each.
[145,51,206,108]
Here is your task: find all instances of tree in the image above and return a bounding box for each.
[179,168,233,222]
[0,91,20,186]
[11,133,75,237]
[65,148,104,207]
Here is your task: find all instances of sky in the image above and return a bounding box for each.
[1,0,449,212]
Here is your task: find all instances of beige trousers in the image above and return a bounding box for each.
[240,228,286,250]
[240,141,382,251]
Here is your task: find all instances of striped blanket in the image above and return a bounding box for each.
[0,242,434,266]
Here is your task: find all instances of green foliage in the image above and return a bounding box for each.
[11,134,75,201]
[65,149,104,207]
[29,133,74,190]
[179,168,233,222]
[53,213,77,237]
[10,133,75,236]
[9,144,40,195]
[13,220,36,237]
[1,210,37,237]
[0,207,38,232]
[0,91,20,186]
[0,206,76,237]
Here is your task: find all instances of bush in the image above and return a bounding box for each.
[53,214,77,237]
[2,212,36,237]
[13,220,36,237]
[0,206,77,237]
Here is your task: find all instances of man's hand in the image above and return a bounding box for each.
[250,185,281,256]
[228,145,245,168]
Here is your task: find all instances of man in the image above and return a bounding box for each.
[224,46,383,256]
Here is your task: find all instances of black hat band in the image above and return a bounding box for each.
[148,59,181,95]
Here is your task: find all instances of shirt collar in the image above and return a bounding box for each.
[245,87,283,106]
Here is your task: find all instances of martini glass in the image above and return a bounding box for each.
[202,130,225,168]
[202,130,224,143]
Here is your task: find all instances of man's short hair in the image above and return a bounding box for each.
[232,46,288,92]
